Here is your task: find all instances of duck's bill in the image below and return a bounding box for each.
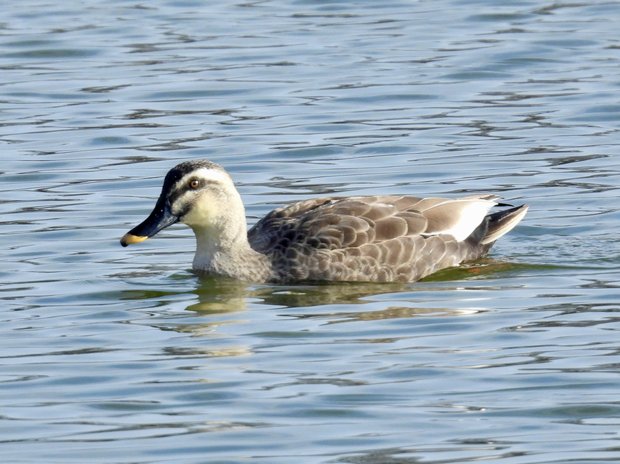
[120,199,179,247]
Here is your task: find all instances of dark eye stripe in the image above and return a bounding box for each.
[167,177,222,207]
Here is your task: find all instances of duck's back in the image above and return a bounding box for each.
[247,195,525,283]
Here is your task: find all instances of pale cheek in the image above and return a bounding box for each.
[181,197,221,227]
[182,203,209,226]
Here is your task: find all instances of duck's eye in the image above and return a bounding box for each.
[189,179,201,190]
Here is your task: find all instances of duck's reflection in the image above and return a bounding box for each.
[183,274,410,314]
[186,276,251,313]
[119,259,529,349]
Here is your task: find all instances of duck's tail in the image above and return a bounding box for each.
[480,204,529,245]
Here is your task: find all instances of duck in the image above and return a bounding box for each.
[120,160,528,283]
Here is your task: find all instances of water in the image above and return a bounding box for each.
[2,1,619,462]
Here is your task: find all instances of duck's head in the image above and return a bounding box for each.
[120,160,245,247]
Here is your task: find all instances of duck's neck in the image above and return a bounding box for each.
[190,216,272,282]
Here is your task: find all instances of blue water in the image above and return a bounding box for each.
[1,1,619,463]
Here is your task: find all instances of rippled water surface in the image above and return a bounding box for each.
[2,1,620,463]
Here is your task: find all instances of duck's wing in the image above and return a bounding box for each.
[248,194,499,253]
[248,194,526,282]
[248,197,339,253]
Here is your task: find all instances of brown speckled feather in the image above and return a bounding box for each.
[248,195,526,283]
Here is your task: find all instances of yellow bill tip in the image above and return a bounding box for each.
[120,233,149,247]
